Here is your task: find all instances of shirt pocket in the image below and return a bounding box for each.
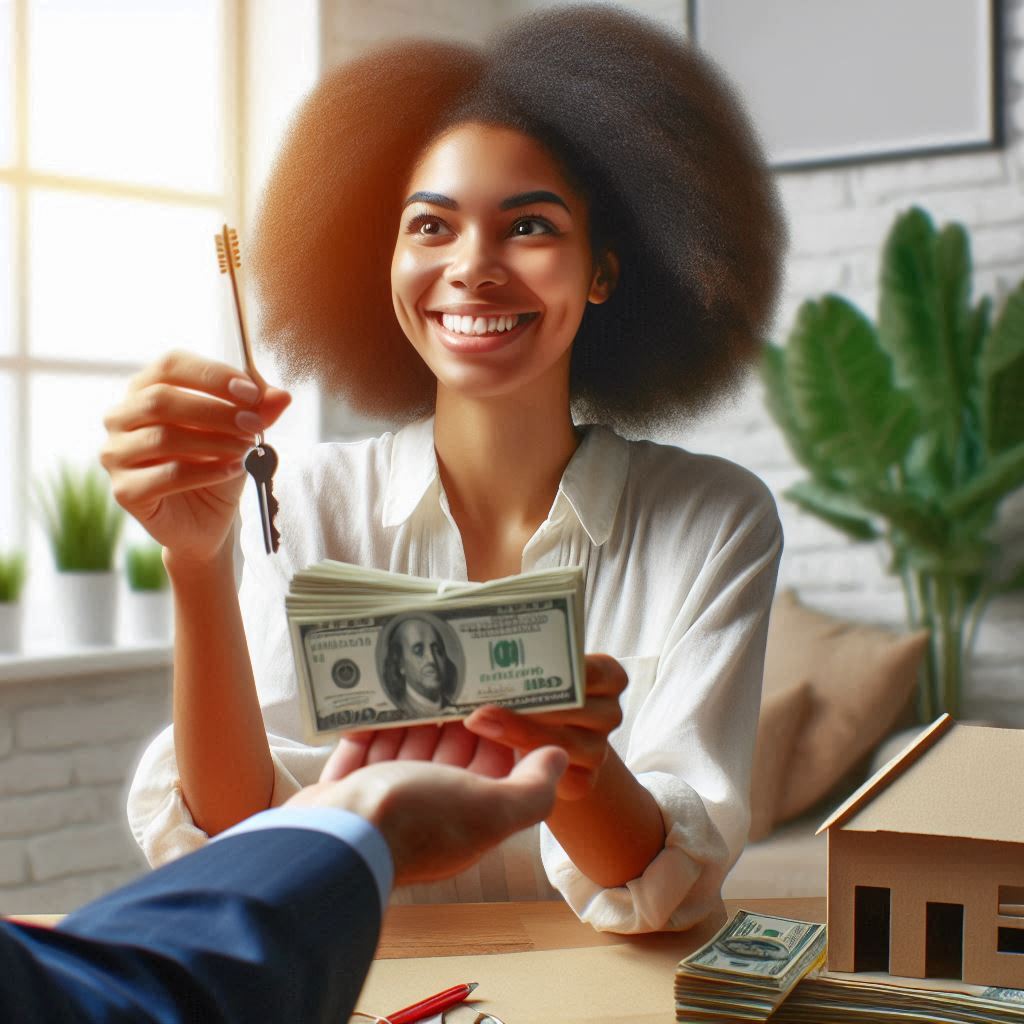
[610,654,660,756]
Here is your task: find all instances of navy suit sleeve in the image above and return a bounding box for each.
[0,827,382,1023]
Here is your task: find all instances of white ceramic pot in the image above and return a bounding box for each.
[124,588,172,645]
[57,571,118,647]
[0,601,22,653]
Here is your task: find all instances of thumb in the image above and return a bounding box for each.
[495,746,569,828]
[257,386,292,428]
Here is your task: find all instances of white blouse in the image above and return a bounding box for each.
[128,417,782,934]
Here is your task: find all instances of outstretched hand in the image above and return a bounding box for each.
[287,744,568,885]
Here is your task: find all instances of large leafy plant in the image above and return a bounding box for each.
[36,464,125,573]
[762,207,1024,720]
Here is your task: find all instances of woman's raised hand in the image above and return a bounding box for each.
[464,653,627,801]
[101,350,291,565]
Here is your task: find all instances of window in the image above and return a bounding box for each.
[1,0,239,650]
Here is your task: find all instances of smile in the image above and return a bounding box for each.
[429,311,539,353]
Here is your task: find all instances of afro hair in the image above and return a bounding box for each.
[250,4,786,434]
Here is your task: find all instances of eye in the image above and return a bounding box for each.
[510,215,557,237]
[405,213,452,238]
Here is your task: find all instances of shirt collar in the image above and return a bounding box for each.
[382,416,630,547]
[383,416,440,528]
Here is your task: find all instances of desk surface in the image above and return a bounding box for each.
[375,896,826,958]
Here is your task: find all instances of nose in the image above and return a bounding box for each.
[443,228,508,290]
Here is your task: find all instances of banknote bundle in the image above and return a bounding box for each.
[674,911,826,1022]
[286,561,585,743]
[775,969,1024,1023]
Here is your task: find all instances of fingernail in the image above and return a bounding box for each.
[235,410,264,433]
[228,377,261,404]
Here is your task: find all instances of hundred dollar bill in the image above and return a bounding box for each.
[675,911,826,1022]
[286,562,585,743]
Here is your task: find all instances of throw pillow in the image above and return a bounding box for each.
[748,679,813,842]
[764,589,929,824]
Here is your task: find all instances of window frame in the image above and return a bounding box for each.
[0,0,244,555]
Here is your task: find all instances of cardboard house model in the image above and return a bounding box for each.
[818,713,1024,989]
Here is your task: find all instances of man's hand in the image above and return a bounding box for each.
[286,745,568,885]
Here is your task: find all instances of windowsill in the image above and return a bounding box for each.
[0,644,173,687]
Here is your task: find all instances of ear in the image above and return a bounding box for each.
[588,250,620,305]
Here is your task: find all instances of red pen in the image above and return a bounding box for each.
[385,981,479,1024]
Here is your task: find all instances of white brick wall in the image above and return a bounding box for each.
[319,0,1024,723]
[0,668,168,914]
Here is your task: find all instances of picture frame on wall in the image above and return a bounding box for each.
[687,0,1003,171]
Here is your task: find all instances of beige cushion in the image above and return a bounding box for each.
[763,589,929,824]
[748,680,813,841]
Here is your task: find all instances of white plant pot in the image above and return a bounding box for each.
[0,602,22,653]
[124,588,172,645]
[57,571,118,647]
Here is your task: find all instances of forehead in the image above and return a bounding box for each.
[406,122,582,203]
[397,619,436,645]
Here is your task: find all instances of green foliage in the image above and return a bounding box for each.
[35,464,124,572]
[0,551,26,603]
[761,207,1024,721]
[125,543,168,592]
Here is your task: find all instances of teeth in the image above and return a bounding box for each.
[440,313,522,335]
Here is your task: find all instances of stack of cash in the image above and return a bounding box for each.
[286,561,585,743]
[776,970,1024,1023]
[674,911,826,1021]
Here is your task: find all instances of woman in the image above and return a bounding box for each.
[102,5,785,934]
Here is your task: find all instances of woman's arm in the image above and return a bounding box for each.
[166,543,275,835]
[465,654,664,888]
[102,350,291,837]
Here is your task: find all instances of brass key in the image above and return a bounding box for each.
[216,223,281,555]
[244,443,281,554]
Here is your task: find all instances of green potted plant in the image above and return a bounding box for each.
[124,542,171,644]
[36,464,125,647]
[0,551,26,653]
[761,206,1024,721]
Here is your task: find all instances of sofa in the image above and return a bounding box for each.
[720,589,931,900]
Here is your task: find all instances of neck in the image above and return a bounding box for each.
[433,379,579,539]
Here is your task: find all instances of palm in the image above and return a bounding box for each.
[138,475,246,561]
[323,721,515,780]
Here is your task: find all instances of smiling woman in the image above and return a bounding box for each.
[107,3,787,936]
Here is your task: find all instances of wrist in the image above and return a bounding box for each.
[164,536,235,584]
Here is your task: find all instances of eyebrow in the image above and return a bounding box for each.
[402,189,571,213]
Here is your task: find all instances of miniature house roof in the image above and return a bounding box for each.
[817,714,1024,844]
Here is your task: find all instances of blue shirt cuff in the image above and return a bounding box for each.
[213,807,393,910]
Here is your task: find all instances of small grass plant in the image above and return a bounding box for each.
[126,543,168,592]
[0,551,26,603]
[35,464,124,572]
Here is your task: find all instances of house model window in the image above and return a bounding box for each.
[818,714,1024,988]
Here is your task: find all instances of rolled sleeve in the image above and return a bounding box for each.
[539,770,730,933]
[126,725,334,867]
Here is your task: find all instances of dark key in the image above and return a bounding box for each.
[244,443,281,554]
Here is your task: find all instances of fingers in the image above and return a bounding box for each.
[584,653,629,697]
[364,728,409,765]
[433,721,480,767]
[468,706,611,766]
[319,732,376,782]
[465,735,516,778]
[395,724,443,761]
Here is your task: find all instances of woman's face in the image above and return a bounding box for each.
[391,122,611,402]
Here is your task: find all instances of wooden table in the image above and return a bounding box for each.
[13,897,827,1022]
[375,896,826,959]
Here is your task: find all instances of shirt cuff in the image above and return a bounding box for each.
[213,806,394,910]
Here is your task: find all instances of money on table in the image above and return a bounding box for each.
[286,562,586,743]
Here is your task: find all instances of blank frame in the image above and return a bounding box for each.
[688,0,1003,171]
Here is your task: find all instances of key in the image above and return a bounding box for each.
[244,443,281,554]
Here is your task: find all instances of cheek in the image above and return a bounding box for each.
[391,247,440,315]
